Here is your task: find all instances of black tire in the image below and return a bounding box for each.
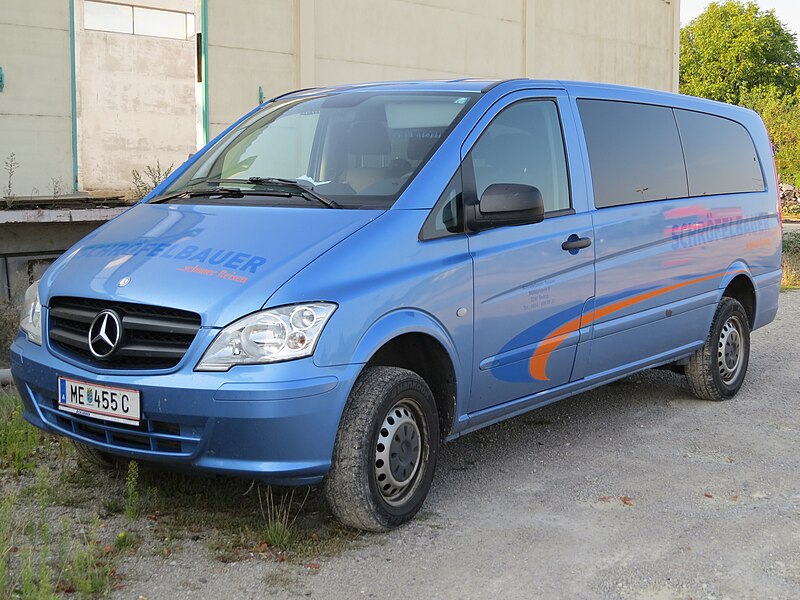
[72,440,128,470]
[324,366,439,532]
[685,297,750,401]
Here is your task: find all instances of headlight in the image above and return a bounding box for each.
[20,280,42,345]
[196,302,337,371]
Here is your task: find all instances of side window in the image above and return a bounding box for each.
[675,109,765,196]
[420,169,463,240]
[467,100,571,213]
[578,99,688,208]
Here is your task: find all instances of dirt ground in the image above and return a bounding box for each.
[100,290,799,600]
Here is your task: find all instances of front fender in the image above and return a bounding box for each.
[350,308,461,367]
[343,308,469,421]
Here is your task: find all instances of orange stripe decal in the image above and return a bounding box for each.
[528,270,745,381]
[528,319,580,380]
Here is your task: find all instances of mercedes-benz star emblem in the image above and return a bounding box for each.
[88,310,123,359]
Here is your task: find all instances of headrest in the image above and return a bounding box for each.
[407,136,437,161]
[348,121,391,155]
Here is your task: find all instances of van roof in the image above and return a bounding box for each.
[274,79,758,123]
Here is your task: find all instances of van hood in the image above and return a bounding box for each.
[41,203,381,326]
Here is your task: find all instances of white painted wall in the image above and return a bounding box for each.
[0,0,74,198]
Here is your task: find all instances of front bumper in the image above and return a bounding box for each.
[10,332,361,485]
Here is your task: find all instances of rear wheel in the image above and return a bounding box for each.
[685,297,750,401]
[72,441,128,470]
[324,367,439,532]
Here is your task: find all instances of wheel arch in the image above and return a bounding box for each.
[351,310,461,440]
[719,265,756,327]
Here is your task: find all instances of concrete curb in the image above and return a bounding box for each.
[0,369,13,386]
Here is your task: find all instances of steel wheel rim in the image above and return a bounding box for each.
[718,315,744,383]
[374,399,424,506]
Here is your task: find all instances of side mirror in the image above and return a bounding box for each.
[466,183,545,231]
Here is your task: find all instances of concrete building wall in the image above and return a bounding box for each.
[313,0,523,84]
[207,0,680,134]
[1,0,679,194]
[527,0,679,91]
[76,0,197,192]
[0,0,74,198]
[205,0,298,138]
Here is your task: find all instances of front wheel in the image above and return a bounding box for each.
[685,297,750,401]
[72,440,128,470]
[324,367,439,532]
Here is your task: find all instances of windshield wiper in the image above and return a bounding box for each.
[149,187,247,204]
[207,177,341,209]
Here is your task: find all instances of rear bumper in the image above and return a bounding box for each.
[10,333,361,485]
[752,268,782,330]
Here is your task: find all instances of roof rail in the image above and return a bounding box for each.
[267,86,322,103]
[481,78,528,93]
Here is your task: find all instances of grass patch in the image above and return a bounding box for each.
[0,387,49,475]
[0,497,116,597]
[0,385,359,596]
[136,469,359,564]
[0,299,18,368]
[258,486,303,550]
[783,231,800,290]
[125,461,140,522]
[0,389,118,597]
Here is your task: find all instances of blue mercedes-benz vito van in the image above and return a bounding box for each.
[11,80,782,531]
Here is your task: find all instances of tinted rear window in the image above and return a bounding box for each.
[578,99,688,208]
[675,109,764,196]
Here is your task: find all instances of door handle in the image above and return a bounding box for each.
[561,235,592,252]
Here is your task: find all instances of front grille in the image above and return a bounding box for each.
[48,296,201,370]
[37,397,202,455]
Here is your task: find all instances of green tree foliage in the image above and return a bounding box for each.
[680,1,800,190]
[739,86,800,187]
[680,1,800,105]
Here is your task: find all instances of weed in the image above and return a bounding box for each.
[0,299,19,365]
[49,176,64,202]
[102,497,124,516]
[125,460,140,521]
[0,496,12,596]
[258,486,302,549]
[34,466,52,509]
[783,198,800,220]
[0,388,47,474]
[156,535,183,558]
[783,231,800,289]
[264,568,304,595]
[20,547,35,598]
[131,160,174,200]
[114,530,137,551]
[0,389,356,593]
[3,153,19,208]
[783,253,800,289]
[59,517,114,595]
[784,230,800,254]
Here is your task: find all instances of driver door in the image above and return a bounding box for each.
[465,91,596,414]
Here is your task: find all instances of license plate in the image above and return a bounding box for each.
[57,377,141,425]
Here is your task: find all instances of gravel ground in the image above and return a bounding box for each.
[117,291,800,600]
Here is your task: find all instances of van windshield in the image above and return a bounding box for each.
[157,91,478,209]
